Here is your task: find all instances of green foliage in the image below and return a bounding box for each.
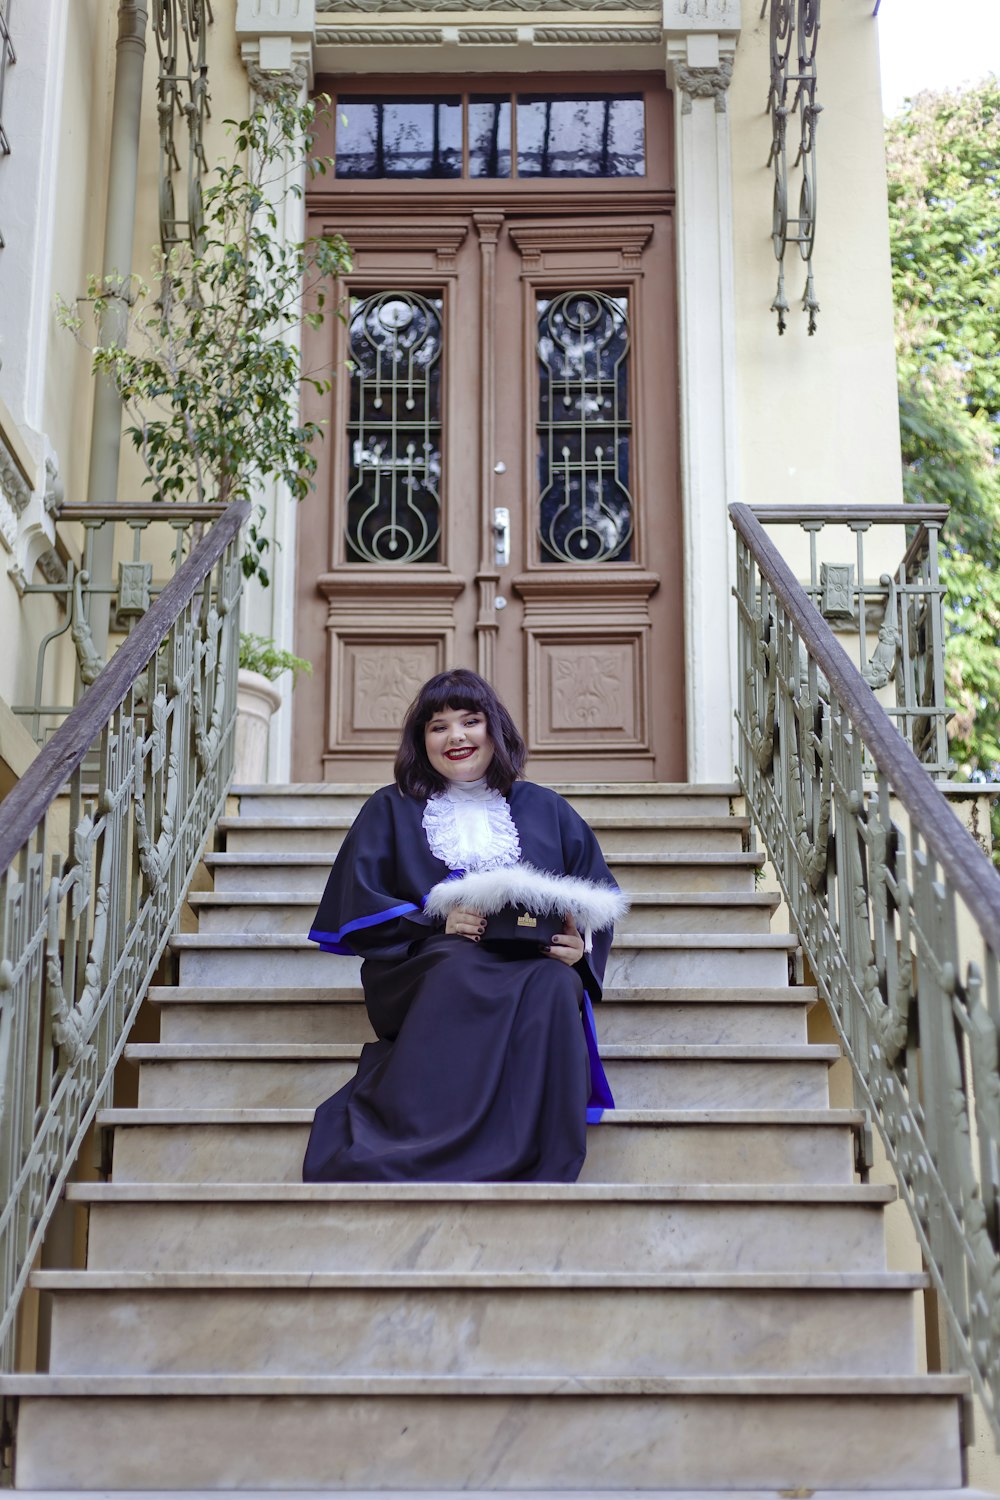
[886,78,1000,857]
[239,632,313,685]
[58,92,351,585]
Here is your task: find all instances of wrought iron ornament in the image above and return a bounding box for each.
[345,291,443,563]
[732,501,1000,1445]
[154,0,213,250]
[537,290,634,563]
[0,504,246,1377]
[763,0,821,334]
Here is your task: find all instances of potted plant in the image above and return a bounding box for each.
[235,633,312,783]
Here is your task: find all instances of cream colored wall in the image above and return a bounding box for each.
[117,0,251,511]
[730,1,903,513]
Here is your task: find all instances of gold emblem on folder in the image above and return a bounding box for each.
[516,912,537,928]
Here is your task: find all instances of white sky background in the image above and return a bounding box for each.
[878,0,1000,115]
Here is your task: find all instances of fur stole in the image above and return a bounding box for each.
[424,862,629,935]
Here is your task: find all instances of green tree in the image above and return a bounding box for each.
[60,91,351,584]
[885,78,1000,854]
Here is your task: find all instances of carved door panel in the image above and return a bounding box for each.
[293,211,683,781]
[487,215,684,781]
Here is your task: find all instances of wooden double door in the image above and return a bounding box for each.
[294,203,684,782]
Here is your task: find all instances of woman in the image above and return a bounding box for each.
[302,669,621,1184]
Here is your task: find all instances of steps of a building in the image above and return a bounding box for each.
[216,813,751,856]
[186,889,782,936]
[98,1107,861,1187]
[7,1491,993,1500]
[10,779,959,1494]
[149,985,815,1047]
[4,1377,967,1490]
[68,1180,897,1275]
[203,848,767,895]
[232,782,741,820]
[126,1041,840,1111]
[169,930,799,988]
[36,1271,926,1378]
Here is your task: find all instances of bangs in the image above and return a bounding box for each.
[417,676,493,725]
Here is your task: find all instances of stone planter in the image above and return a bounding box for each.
[234,669,282,784]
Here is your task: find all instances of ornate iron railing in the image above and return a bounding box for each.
[12,503,229,746]
[748,504,951,775]
[732,500,1000,1440]
[0,499,248,1374]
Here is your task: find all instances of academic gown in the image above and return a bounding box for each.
[302,781,617,1184]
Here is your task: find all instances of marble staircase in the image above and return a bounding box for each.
[2,782,978,1493]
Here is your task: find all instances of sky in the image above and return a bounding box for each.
[878,0,1000,115]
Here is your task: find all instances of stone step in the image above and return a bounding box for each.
[66,1181,896,1275]
[99,1108,860,1186]
[150,986,815,1048]
[128,1042,840,1111]
[37,1270,925,1379]
[217,814,752,857]
[3,1376,967,1489]
[7,1490,994,1500]
[187,890,781,937]
[233,782,741,820]
[169,932,799,989]
[204,849,767,896]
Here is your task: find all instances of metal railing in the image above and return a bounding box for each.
[746,504,951,774]
[0,499,248,1373]
[732,501,1000,1440]
[12,503,229,746]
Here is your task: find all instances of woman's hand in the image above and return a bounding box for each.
[545,913,585,966]
[445,906,487,941]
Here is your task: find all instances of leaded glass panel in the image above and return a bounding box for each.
[346,292,443,564]
[537,291,633,564]
[517,96,645,178]
[336,98,462,179]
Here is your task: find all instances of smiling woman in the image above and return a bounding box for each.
[302,668,623,1183]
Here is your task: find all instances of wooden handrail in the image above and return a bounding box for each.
[0,499,249,877]
[57,502,231,522]
[747,503,949,524]
[730,501,1000,952]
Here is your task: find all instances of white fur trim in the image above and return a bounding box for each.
[424,862,629,933]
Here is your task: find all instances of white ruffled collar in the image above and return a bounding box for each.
[422,778,521,872]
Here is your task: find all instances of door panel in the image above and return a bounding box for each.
[294,208,683,781]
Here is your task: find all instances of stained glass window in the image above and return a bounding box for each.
[517,95,644,178]
[537,290,633,563]
[345,292,443,564]
[336,98,462,179]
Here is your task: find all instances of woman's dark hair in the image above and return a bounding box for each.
[394,669,527,797]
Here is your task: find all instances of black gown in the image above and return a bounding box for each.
[302,781,617,1184]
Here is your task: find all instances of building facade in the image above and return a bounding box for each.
[0,0,902,791]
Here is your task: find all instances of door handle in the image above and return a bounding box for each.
[493,507,510,569]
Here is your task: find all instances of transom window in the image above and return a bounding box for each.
[334,93,645,180]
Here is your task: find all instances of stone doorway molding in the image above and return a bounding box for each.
[664,0,742,784]
[235,0,743,784]
[235,0,316,781]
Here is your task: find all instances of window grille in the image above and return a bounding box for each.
[0,0,14,250]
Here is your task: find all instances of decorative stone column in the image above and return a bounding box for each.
[235,0,316,781]
[664,0,742,784]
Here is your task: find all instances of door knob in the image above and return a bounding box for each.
[494,460,506,475]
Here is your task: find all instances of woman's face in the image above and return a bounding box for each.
[424,704,495,784]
